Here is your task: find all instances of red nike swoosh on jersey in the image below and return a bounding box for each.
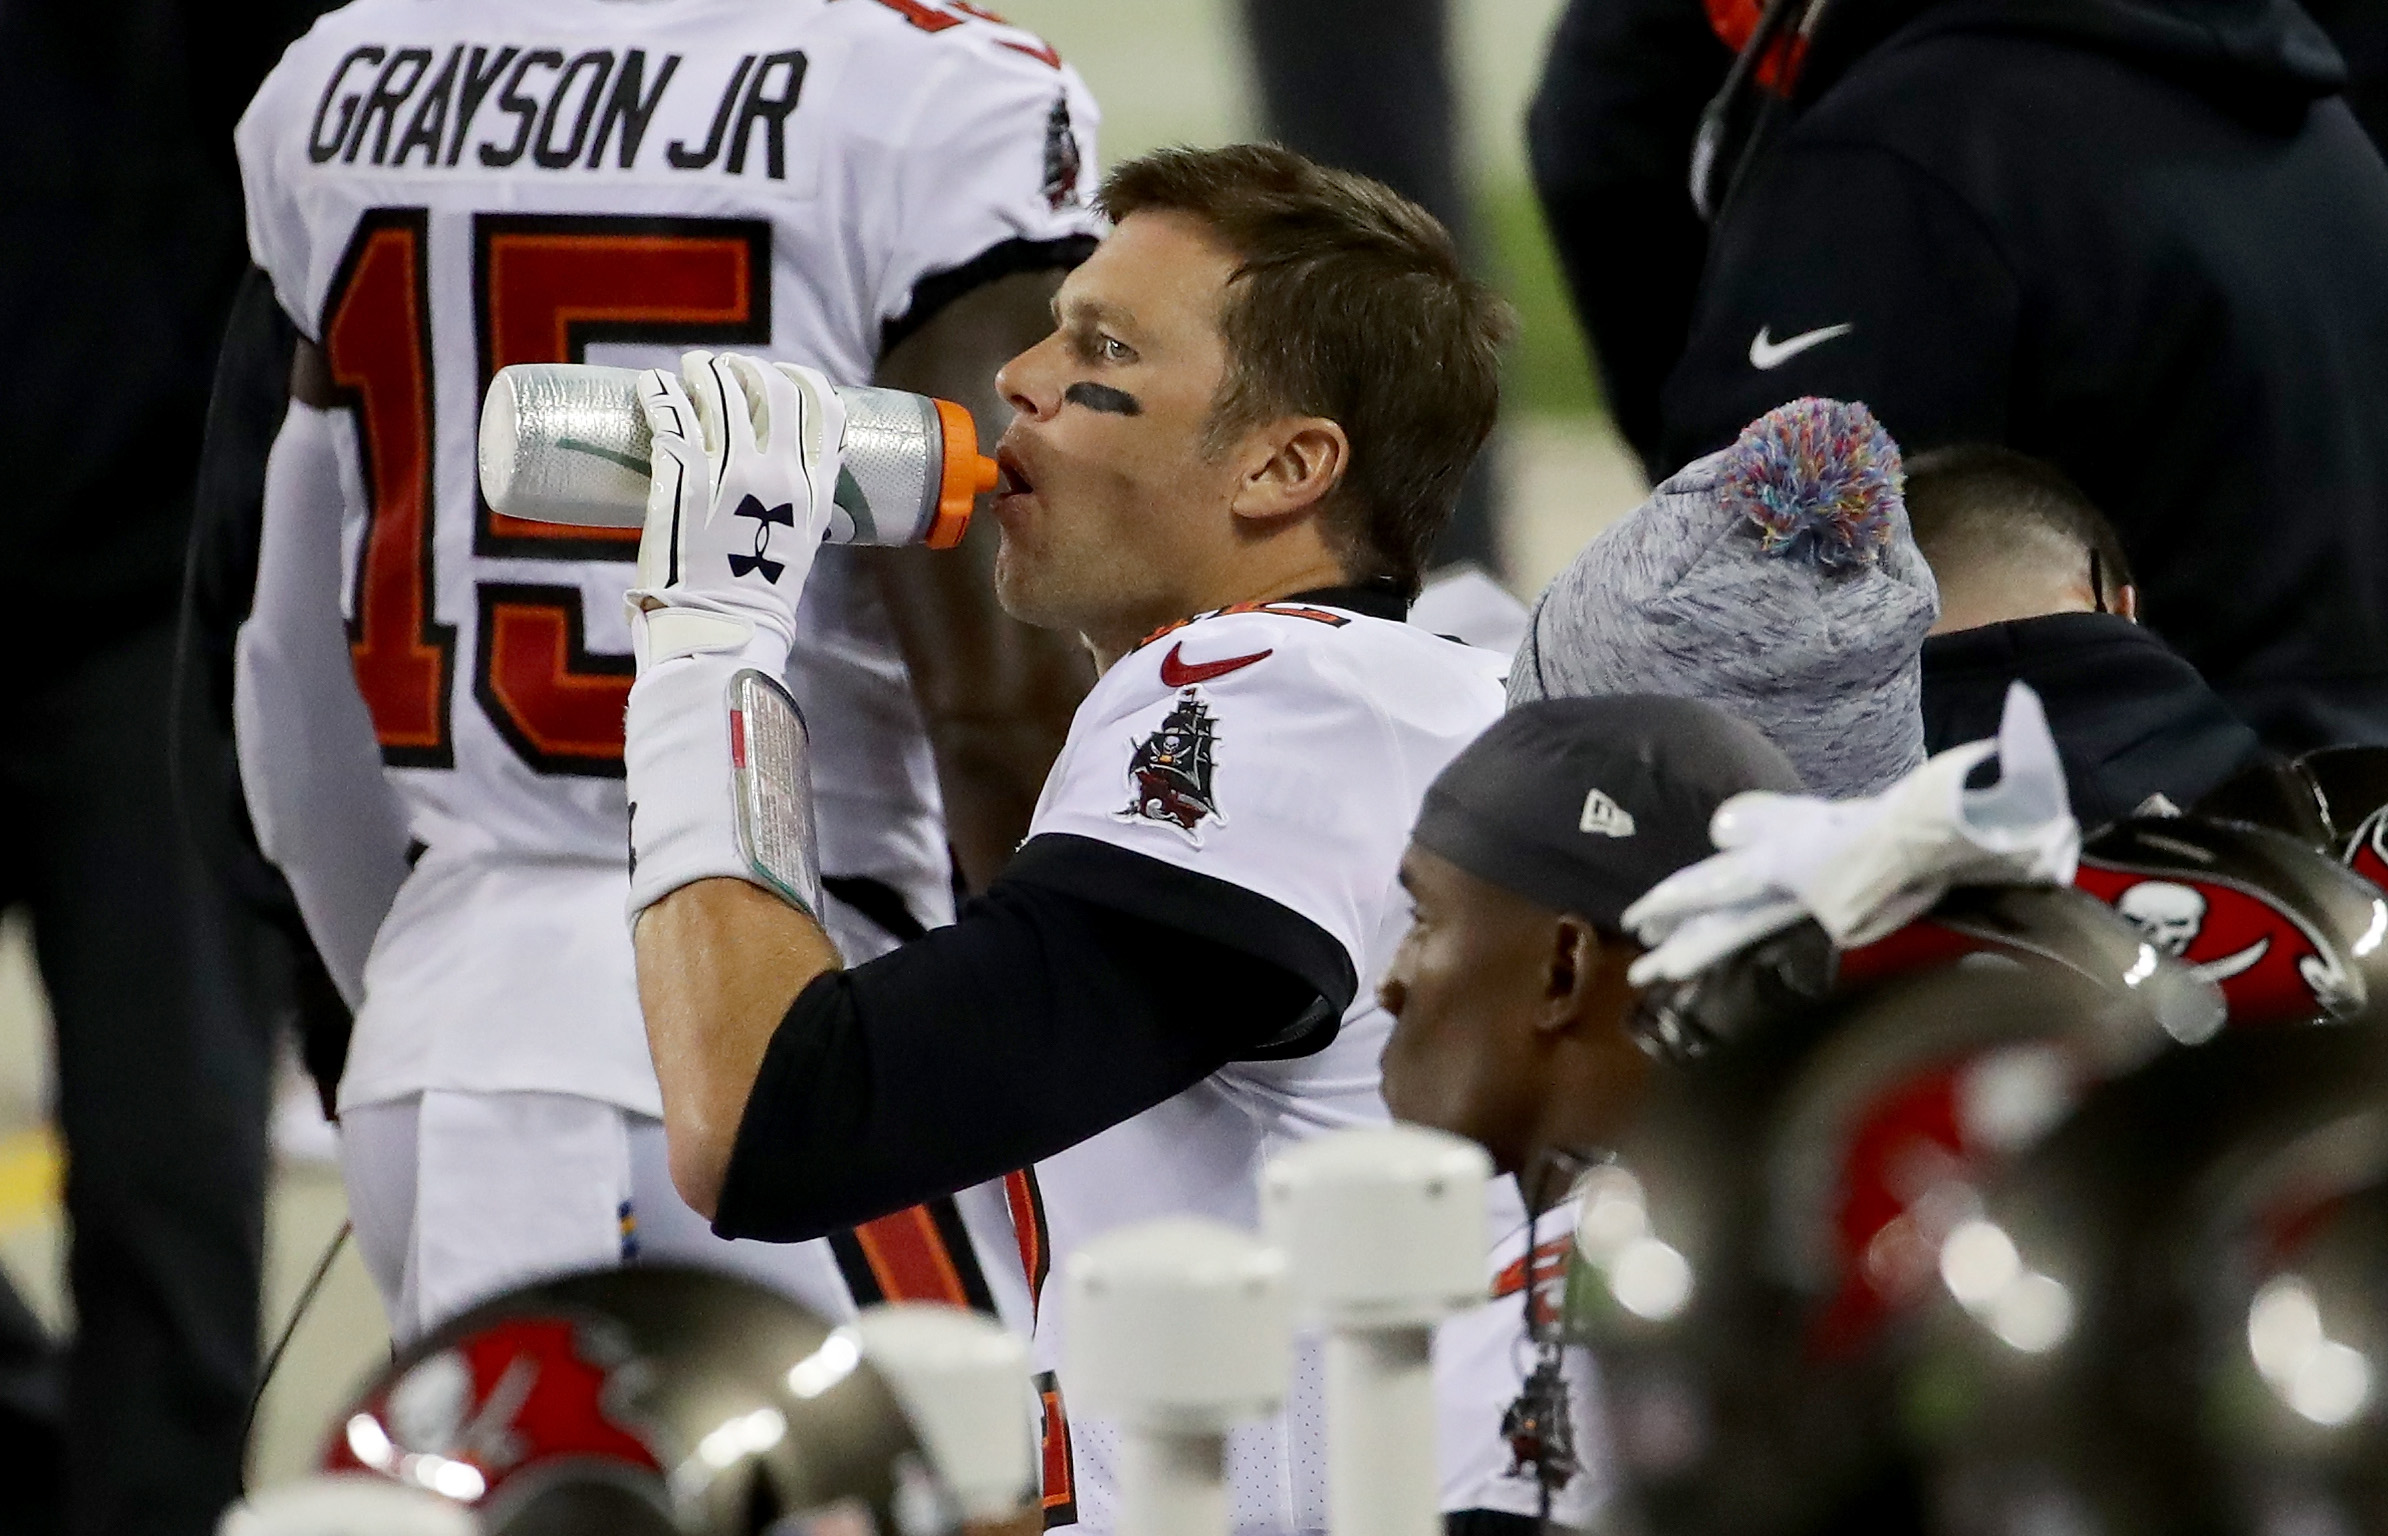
[1159,642,1274,687]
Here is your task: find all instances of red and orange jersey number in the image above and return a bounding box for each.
[319,209,769,776]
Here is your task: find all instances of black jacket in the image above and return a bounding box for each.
[1922,613,2268,831]
[0,0,327,637]
[1527,0,1731,473]
[2307,0,2388,149]
[1650,0,2388,751]
[1531,0,2388,483]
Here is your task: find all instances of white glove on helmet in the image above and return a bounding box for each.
[1624,683,2081,985]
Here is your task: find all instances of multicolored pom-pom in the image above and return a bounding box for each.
[1717,397,1904,571]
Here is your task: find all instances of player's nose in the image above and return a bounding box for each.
[995,332,1065,423]
[1379,918,1428,1019]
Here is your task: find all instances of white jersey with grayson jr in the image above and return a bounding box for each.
[234,0,1100,1114]
[1020,599,1507,1533]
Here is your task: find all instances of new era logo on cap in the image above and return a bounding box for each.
[1579,788,1637,838]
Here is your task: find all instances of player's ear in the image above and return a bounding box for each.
[1539,916,1603,1035]
[2117,582,2141,623]
[1229,416,1348,527]
[1551,923,1644,1043]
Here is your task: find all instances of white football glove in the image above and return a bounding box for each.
[1622,683,2082,985]
[620,351,844,920]
[626,350,846,674]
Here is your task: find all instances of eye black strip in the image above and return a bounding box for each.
[1064,381,1141,416]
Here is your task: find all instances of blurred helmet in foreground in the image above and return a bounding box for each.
[1571,895,2205,1536]
[259,1267,1035,1536]
[223,1480,473,1536]
[2193,1096,2388,1532]
[1903,1016,2388,1536]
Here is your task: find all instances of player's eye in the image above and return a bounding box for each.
[1099,334,1133,363]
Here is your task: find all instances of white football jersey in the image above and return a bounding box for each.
[233,0,1100,1112]
[1434,1186,1610,1528]
[1018,600,1507,1533]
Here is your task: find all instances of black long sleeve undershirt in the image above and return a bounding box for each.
[714,835,1347,1243]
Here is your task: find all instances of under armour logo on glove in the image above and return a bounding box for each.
[626,354,843,670]
[728,494,797,582]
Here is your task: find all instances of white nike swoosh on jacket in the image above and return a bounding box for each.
[1748,322,1855,370]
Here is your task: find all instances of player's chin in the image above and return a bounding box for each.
[991,539,1071,631]
[1377,1030,1444,1130]
[1384,1020,1497,1152]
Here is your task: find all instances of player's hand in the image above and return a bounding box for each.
[626,350,846,671]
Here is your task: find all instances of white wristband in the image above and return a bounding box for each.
[624,652,822,921]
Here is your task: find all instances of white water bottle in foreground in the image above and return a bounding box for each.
[1066,1218,1291,1536]
[1262,1125,1492,1536]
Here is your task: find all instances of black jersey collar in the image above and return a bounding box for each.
[1283,578,1411,622]
[1126,579,1413,659]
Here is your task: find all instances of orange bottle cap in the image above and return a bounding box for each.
[928,398,996,551]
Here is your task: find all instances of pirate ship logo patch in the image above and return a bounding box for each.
[1041,94,1082,210]
[1119,689,1223,844]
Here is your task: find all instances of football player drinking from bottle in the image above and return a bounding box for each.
[622,144,1513,1531]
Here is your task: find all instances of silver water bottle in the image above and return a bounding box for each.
[477,362,996,548]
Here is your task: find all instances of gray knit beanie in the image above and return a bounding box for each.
[1509,398,1939,797]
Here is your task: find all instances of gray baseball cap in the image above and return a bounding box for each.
[1411,695,1806,930]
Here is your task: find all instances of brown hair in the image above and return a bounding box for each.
[1099,144,1514,595]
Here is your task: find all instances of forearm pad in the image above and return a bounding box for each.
[625,655,823,921]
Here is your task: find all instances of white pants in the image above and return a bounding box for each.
[341,1088,857,1343]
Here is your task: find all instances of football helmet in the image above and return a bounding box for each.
[292,1267,1034,1536]
[2075,815,2388,1027]
[2302,745,2388,897]
[1902,1018,2388,1536]
[1632,883,2223,1062]
[1573,936,2198,1536]
[2191,756,2337,850]
[2189,745,2388,902]
[2189,1120,2388,1532]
